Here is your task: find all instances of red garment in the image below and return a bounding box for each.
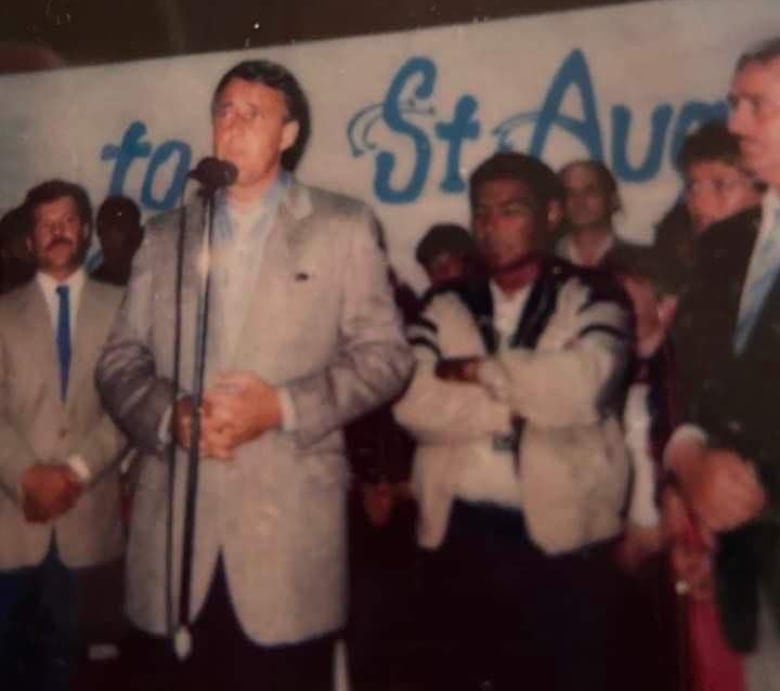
[687,597,744,691]
[681,521,745,691]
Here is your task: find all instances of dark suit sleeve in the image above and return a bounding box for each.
[675,209,780,500]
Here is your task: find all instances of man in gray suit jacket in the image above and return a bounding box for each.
[96,60,412,690]
[0,180,126,689]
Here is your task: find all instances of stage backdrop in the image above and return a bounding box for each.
[0,0,776,288]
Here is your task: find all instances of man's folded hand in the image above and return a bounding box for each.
[435,357,481,383]
[21,463,82,523]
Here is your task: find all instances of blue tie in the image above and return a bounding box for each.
[56,285,71,400]
[733,210,780,355]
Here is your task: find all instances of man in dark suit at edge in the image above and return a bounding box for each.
[666,36,780,690]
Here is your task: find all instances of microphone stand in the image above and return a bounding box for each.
[173,183,218,660]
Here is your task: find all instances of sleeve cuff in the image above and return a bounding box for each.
[158,391,191,445]
[278,387,297,432]
[158,405,173,444]
[664,424,708,469]
[628,496,660,528]
[66,454,91,484]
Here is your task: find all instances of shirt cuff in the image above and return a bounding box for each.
[66,454,91,484]
[628,485,660,527]
[158,405,174,444]
[663,424,708,469]
[159,391,191,445]
[278,387,297,432]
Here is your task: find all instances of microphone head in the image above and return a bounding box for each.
[188,157,238,189]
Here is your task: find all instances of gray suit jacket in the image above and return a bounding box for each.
[0,278,126,570]
[96,179,413,645]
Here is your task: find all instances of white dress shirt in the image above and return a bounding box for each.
[36,267,86,337]
[454,281,531,508]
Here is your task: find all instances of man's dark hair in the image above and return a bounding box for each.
[736,36,780,72]
[415,223,475,267]
[677,120,742,170]
[469,152,563,211]
[22,179,92,235]
[558,159,620,204]
[212,59,310,170]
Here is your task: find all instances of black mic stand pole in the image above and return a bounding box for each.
[173,183,218,660]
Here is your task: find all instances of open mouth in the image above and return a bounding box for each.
[46,238,73,251]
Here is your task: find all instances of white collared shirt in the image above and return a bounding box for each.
[489,280,532,349]
[736,187,780,314]
[557,232,616,268]
[36,267,86,338]
[749,188,780,251]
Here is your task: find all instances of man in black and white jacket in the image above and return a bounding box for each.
[395,152,633,691]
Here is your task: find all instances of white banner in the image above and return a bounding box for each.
[0,0,776,287]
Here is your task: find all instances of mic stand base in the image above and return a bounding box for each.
[174,625,193,660]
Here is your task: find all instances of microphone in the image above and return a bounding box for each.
[187,157,238,189]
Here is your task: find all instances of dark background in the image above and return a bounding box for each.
[0,0,661,71]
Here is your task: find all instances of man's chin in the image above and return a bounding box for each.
[41,254,80,275]
[740,147,766,173]
[488,251,539,274]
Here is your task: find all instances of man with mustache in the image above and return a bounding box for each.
[666,36,780,690]
[0,179,126,689]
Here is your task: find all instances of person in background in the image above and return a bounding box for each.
[415,223,480,290]
[654,120,764,294]
[602,249,683,691]
[557,159,631,268]
[650,122,764,691]
[0,204,36,293]
[91,196,143,287]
